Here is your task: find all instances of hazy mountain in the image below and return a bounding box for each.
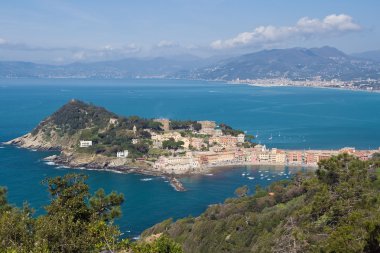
[351,50,380,62]
[1,46,379,81]
[182,46,380,81]
[0,56,214,79]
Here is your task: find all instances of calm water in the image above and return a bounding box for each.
[0,78,379,237]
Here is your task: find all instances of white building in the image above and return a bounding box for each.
[117,150,129,158]
[237,133,245,143]
[80,140,93,148]
[214,129,223,136]
[132,139,139,144]
[109,118,118,125]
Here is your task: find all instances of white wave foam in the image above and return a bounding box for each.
[56,165,70,169]
[140,178,153,181]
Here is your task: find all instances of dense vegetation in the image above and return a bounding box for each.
[76,113,160,158]
[0,174,183,253]
[32,100,117,136]
[162,138,185,150]
[142,154,380,253]
[219,123,244,137]
[29,100,255,159]
[31,100,165,158]
[169,120,202,131]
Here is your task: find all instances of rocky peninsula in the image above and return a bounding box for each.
[6,99,379,191]
[4,99,253,191]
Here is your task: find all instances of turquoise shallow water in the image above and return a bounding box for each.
[0,78,379,237]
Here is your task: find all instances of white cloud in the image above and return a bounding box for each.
[156,40,178,48]
[0,38,7,45]
[211,14,361,49]
[71,43,141,61]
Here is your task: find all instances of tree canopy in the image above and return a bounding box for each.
[0,173,183,253]
[142,154,380,253]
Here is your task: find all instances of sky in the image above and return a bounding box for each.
[0,0,379,63]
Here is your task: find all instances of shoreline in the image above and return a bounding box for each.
[2,76,379,95]
[4,143,311,192]
[42,154,187,192]
[226,80,380,94]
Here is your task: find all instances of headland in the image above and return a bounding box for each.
[5,100,379,191]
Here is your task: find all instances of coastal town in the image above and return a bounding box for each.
[7,99,379,189]
[229,77,380,92]
[77,117,379,175]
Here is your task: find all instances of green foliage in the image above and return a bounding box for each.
[219,123,244,136]
[89,188,124,222]
[132,235,183,253]
[0,204,35,252]
[234,185,249,197]
[143,155,380,253]
[162,138,184,150]
[169,120,200,131]
[0,187,11,213]
[0,174,183,253]
[118,115,164,132]
[42,100,116,135]
[372,152,380,160]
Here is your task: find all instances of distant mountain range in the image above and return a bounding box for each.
[0,56,211,79]
[1,46,380,81]
[351,50,380,63]
[182,46,380,81]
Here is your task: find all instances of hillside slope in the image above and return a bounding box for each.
[142,154,380,253]
[6,99,116,150]
[184,46,380,81]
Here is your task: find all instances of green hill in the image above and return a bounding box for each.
[142,154,380,253]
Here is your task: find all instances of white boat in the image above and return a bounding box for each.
[247,177,254,180]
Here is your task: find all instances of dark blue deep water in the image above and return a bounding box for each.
[0,79,379,237]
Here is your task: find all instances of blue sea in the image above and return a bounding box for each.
[0,78,379,237]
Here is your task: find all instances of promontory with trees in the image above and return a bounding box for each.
[6,100,379,184]
[5,99,255,178]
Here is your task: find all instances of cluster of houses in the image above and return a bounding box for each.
[153,144,380,174]
[149,120,246,151]
[78,118,380,174]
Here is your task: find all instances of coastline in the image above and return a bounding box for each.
[3,142,307,192]
[42,153,188,192]
[2,76,379,94]
[226,80,380,94]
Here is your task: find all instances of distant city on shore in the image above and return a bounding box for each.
[2,46,380,92]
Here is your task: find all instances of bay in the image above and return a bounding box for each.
[0,78,379,237]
